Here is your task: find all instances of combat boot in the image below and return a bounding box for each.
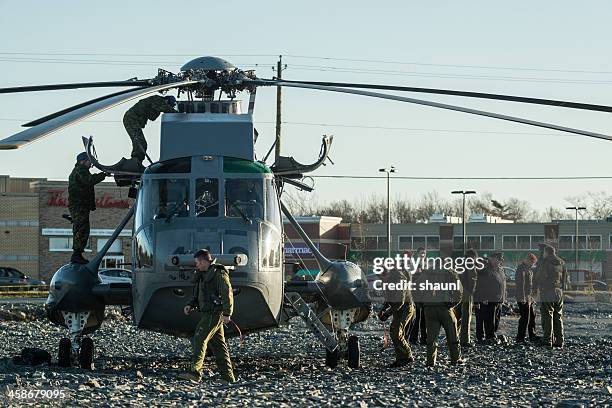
[387,357,414,368]
[450,358,467,366]
[178,371,201,382]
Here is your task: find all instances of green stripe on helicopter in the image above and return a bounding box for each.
[223,157,272,174]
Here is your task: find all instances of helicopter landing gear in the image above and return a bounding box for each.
[59,311,94,369]
[326,309,361,369]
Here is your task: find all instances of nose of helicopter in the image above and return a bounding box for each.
[315,261,371,310]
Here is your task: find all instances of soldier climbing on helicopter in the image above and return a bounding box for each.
[122,94,177,167]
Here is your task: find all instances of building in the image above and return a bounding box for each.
[0,175,133,281]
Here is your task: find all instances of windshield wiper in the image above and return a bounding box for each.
[230,202,252,224]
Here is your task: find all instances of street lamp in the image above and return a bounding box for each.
[379,166,396,258]
[566,206,586,273]
[452,190,476,255]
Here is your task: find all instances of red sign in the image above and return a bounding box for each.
[47,189,130,209]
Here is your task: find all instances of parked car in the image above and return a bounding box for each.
[98,268,132,284]
[0,267,46,288]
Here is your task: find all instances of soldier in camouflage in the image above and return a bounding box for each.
[123,95,177,164]
[180,249,236,383]
[377,267,415,367]
[67,152,106,264]
[534,243,566,348]
[413,266,464,367]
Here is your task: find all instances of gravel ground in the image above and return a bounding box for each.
[0,301,611,407]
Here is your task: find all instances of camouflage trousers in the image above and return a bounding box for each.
[191,311,235,382]
[389,303,414,362]
[424,305,461,366]
[69,207,90,253]
[541,300,564,346]
[123,116,147,162]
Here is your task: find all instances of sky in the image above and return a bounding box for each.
[1,1,612,217]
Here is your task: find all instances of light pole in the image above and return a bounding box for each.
[379,166,396,258]
[452,190,476,255]
[566,206,586,273]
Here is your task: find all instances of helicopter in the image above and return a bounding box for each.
[1,56,611,371]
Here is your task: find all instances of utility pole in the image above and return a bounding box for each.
[379,166,396,258]
[274,55,286,163]
[452,190,476,255]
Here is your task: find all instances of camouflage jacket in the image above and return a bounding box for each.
[413,268,462,307]
[460,267,478,297]
[515,262,534,303]
[380,268,413,316]
[473,265,506,303]
[189,264,233,316]
[123,95,176,128]
[534,255,565,302]
[68,164,106,211]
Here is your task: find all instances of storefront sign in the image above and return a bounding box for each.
[47,189,130,209]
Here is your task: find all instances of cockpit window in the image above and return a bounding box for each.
[225,179,263,221]
[143,179,190,221]
[195,178,219,217]
[265,179,281,227]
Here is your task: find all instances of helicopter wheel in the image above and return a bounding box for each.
[347,335,360,369]
[325,348,339,369]
[79,337,94,370]
[58,337,71,368]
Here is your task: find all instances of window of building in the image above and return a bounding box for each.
[412,236,426,250]
[502,235,517,250]
[364,237,378,250]
[426,236,440,250]
[481,236,495,250]
[49,237,91,252]
[531,235,544,249]
[517,235,531,250]
[467,236,480,250]
[398,236,412,250]
[587,235,601,250]
[351,237,365,250]
[559,235,573,250]
[453,236,464,250]
[96,239,122,254]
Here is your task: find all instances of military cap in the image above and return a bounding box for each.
[194,249,213,262]
[76,152,88,162]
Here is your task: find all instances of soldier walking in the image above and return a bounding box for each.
[181,249,236,383]
[473,252,506,344]
[515,253,540,343]
[67,152,106,264]
[534,243,565,348]
[414,267,464,367]
[123,95,177,165]
[377,267,415,367]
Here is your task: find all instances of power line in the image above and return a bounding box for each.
[0,117,559,136]
[283,54,612,75]
[311,175,612,180]
[286,65,612,85]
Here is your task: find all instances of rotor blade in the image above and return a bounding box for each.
[23,87,149,127]
[248,79,612,142]
[255,79,612,114]
[0,80,151,94]
[0,80,196,150]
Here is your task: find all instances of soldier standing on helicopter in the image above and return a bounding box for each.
[123,94,177,166]
[67,152,106,264]
[180,249,236,383]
